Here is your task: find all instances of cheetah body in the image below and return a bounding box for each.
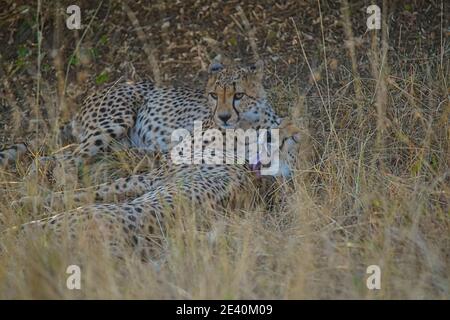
[20,119,303,259]
[3,61,305,260]
[68,61,280,164]
[1,61,280,168]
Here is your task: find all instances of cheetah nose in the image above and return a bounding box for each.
[218,112,232,123]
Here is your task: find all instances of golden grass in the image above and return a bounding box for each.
[0,0,448,299]
[1,68,448,299]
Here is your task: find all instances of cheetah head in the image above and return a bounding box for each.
[250,118,303,178]
[276,119,302,177]
[206,60,267,129]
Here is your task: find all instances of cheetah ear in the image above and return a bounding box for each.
[247,59,264,82]
[249,59,263,72]
[279,117,304,142]
[278,117,290,128]
[208,61,224,74]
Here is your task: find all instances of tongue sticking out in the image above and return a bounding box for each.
[249,131,273,177]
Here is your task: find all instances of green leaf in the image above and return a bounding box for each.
[95,71,109,85]
[90,47,99,59]
[99,34,108,45]
[228,36,237,46]
[68,55,79,66]
[17,46,30,58]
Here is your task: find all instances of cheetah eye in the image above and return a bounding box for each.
[234,93,244,100]
[209,93,218,100]
[292,133,301,143]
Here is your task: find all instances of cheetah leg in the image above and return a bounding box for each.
[68,174,159,205]
[72,128,132,164]
[15,160,170,211]
[63,82,153,168]
[12,194,170,260]
[37,165,168,210]
[50,113,137,187]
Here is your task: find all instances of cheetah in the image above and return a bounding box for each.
[0,60,280,171]
[10,119,304,260]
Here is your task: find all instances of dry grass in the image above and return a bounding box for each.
[0,0,449,299]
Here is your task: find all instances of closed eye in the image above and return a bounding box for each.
[292,133,301,143]
[209,92,218,99]
[280,136,299,148]
[234,92,244,100]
